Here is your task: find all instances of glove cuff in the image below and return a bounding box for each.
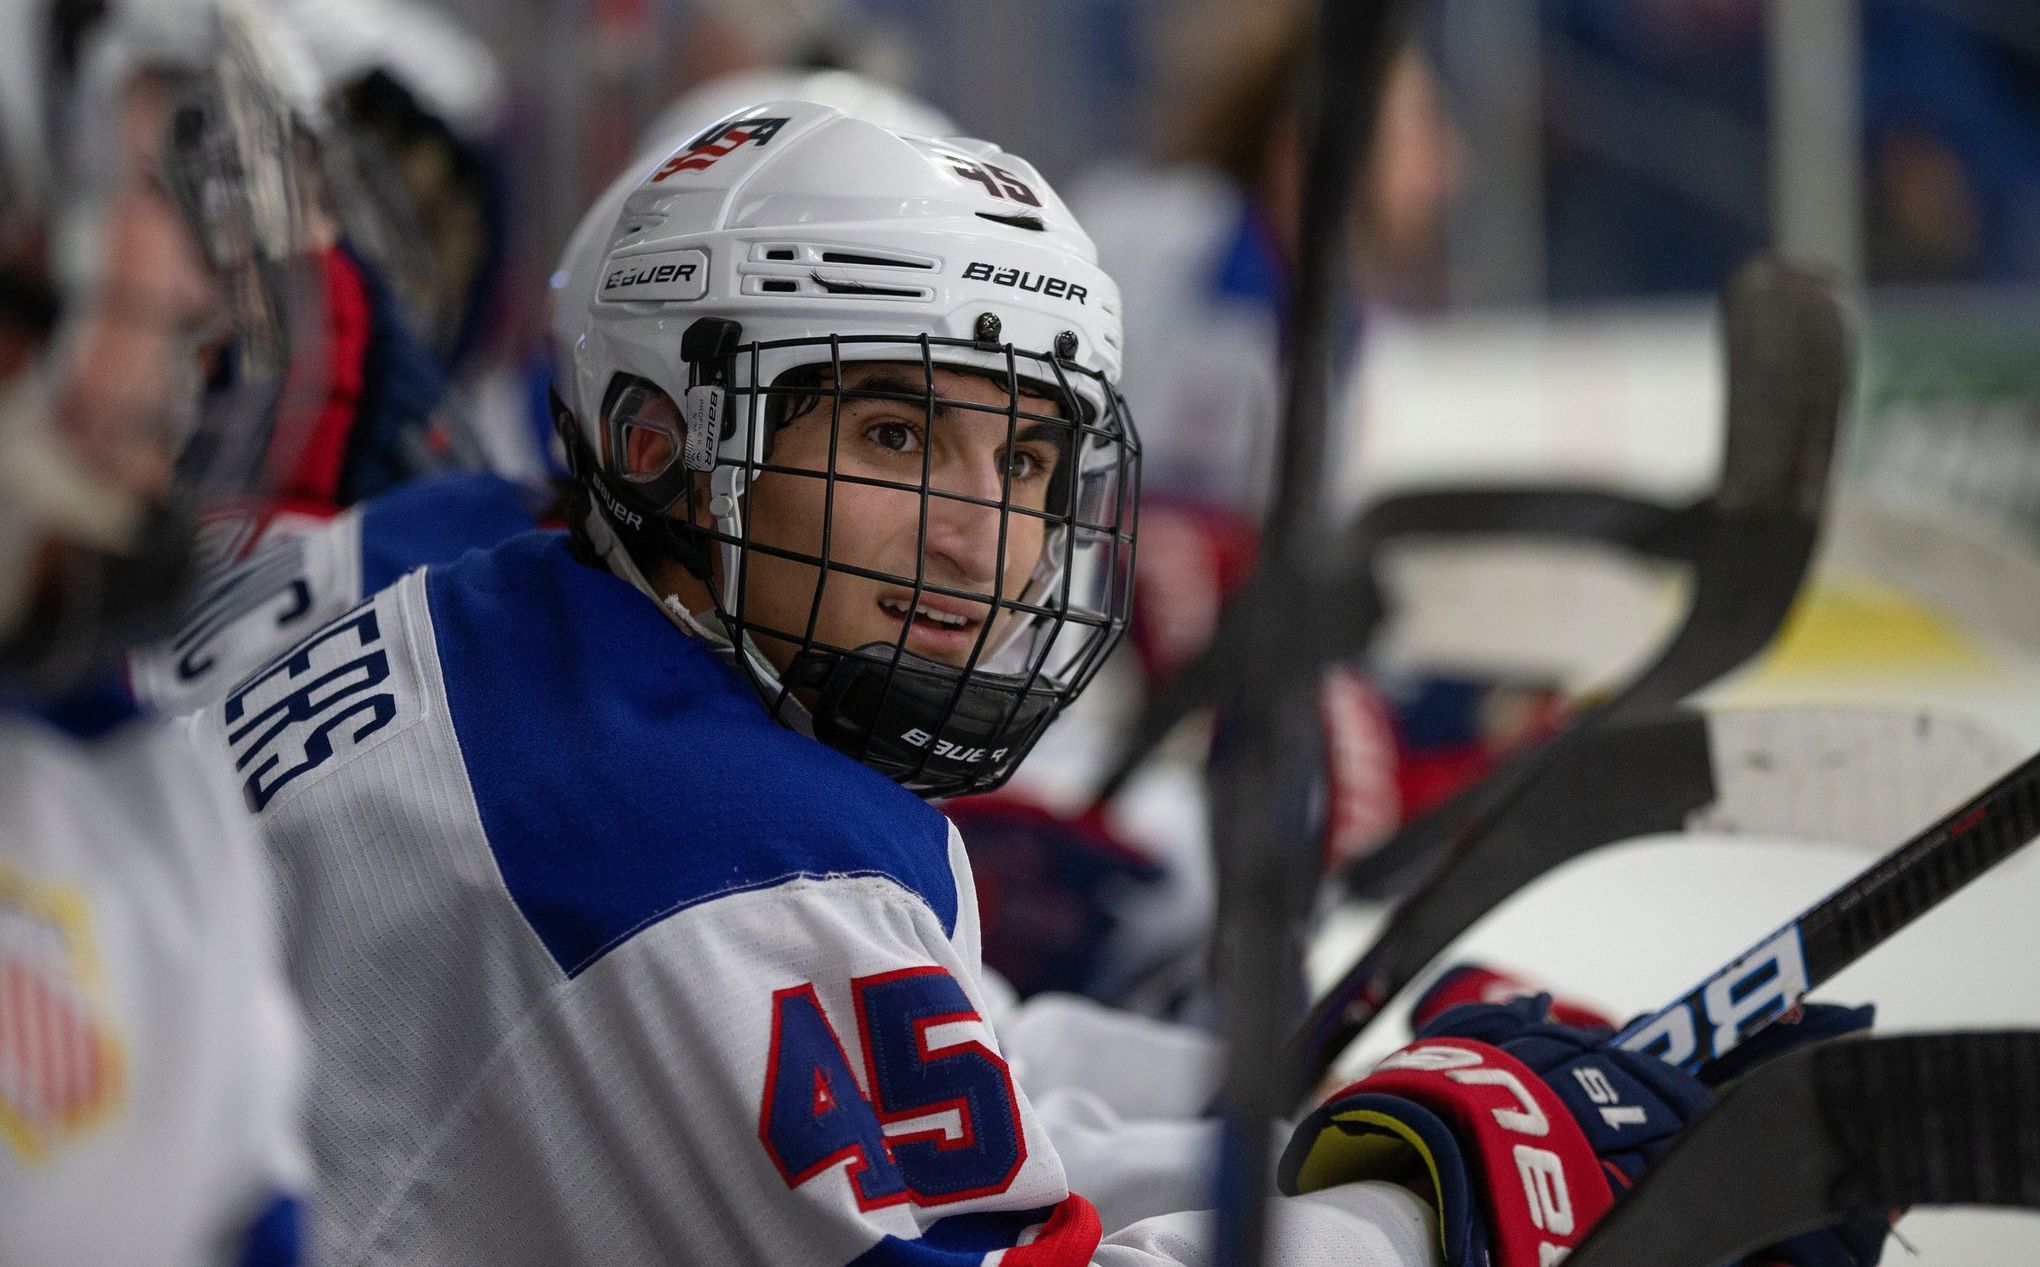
[1412,964,1619,1033]
[1281,1038,1617,1267]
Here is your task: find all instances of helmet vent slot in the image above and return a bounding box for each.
[749,243,941,269]
[760,279,798,293]
[819,250,936,269]
[808,272,932,300]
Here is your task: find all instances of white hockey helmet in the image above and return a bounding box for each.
[275,0,508,362]
[0,0,315,691]
[551,71,955,378]
[554,101,1139,797]
[281,0,505,142]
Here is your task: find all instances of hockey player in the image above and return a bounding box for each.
[198,102,1875,1266]
[0,0,311,1260]
[199,99,1443,1265]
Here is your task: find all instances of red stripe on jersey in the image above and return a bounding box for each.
[998,1195,1103,1267]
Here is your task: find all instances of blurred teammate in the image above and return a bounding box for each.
[0,0,311,1260]
[128,68,948,718]
[285,0,509,372]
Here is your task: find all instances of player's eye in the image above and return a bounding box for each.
[865,420,922,455]
[1002,446,1052,483]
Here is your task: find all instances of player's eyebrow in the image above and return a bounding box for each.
[840,368,1070,446]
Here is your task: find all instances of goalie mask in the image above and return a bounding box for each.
[554,103,1139,798]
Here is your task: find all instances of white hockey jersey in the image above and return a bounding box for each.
[200,531,1437,1266]
[132,472,544,718]
[0,686,307,1265]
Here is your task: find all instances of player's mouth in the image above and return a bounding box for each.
[876,591,989,660]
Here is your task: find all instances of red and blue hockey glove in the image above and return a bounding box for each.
[1278,992,1887,1267]
[1408,962,1619,1033]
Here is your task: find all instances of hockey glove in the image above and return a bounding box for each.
[945,793,1163,1000]
[1278,993,1886,1267]
[1407,962,1619,1033]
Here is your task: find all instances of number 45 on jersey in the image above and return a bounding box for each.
[760,967,1025,1209]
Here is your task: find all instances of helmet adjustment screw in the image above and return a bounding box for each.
[1054,330,1079,361]
[973,311,1002,348]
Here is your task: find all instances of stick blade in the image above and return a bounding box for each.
[1718,258,1851,522]
[1570,1031,2040,1267]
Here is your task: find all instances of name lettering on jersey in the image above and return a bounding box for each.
[651,117,789,182]
[0,863,126,1164]
[961,261,1087,305]
[168,537,316,684]
[223,598,418,813]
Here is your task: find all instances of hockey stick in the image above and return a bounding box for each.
[1278,703,2017,1096]
[1088,483,1700,808]
[1608,743,2040,1074]
[1568,1030,2040,1267]
[1354,484,1707,565]
[1206,0,1415,1261]
[1336,258,1849,899]
[1094,256,1840,816]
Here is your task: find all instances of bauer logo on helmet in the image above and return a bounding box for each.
[600,249,710,302]
[961,261,1088,304]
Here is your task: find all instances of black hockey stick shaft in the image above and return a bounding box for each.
[1284,708,1712,1099]
[1569,1031,2040,1267]
[1614,745,2040,1074]
[1280,704,2018,1097]
[1087,485,1699,808]
[1285,262,1848,1092]
[1355,485,1708,562]
[1337,258,1847,898]
[1208,1,1414,1262]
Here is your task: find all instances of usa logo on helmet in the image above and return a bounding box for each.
[653,117,791,182]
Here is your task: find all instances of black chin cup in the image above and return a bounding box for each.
[785,642,1058,799]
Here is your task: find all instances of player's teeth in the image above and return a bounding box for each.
[880,598,971,628]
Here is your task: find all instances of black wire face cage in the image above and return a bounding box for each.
[155,13,318,505]
[587,329,1140,799]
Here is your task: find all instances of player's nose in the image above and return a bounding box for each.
[920,450,1017,590]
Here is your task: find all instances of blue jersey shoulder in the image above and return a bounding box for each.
[0,669,143,741]
[425,533,957,977]
[358,471,544,595]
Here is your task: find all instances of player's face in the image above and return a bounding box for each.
[734,362,1064,673]
[55,74,222,506]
